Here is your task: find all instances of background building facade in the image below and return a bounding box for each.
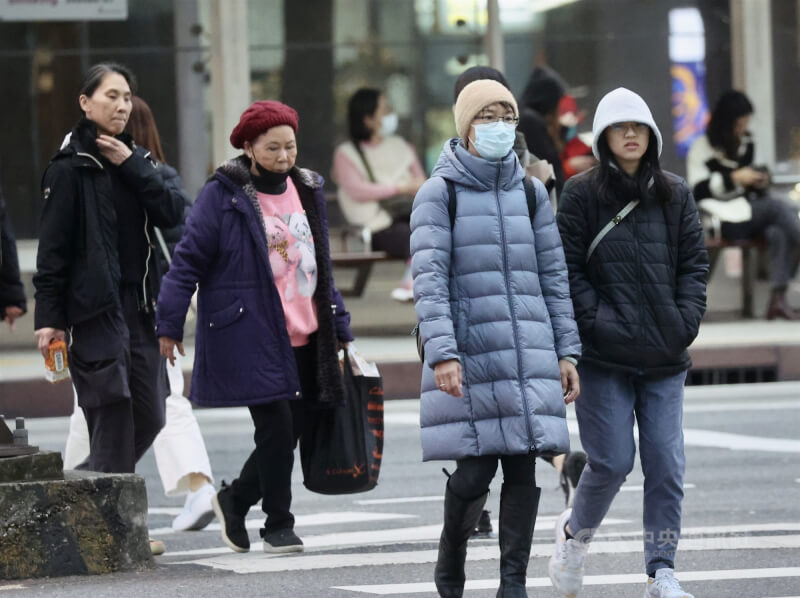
[1,0,798,238]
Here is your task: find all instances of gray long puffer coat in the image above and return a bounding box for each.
[411,139,581,461]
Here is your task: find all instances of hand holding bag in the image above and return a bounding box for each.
[300,348,384,494]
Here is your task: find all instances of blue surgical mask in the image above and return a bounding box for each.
[470,121,516,160]
[380,113,398,136]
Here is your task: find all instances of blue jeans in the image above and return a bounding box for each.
[567,362,687,575]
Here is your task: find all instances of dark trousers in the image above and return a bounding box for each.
[229,340,318,534]
[723,196,800,288]
[448,453,536,500]
[372,219,411,260]
[70,286,167,473]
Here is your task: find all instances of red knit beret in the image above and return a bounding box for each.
[229,100,299,149]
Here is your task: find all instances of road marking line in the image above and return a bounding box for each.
[0,586,26,592]
[683,428,800,452]
[170,535,800,573]
[333,567,800,594]
[683,399,800,413]
[162,517,630,558]
[620,483,695,492]
[149,511,413,536]
[354,496,442,505]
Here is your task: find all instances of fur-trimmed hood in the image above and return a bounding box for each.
[214,155,323,192]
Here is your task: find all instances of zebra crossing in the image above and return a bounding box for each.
[150,497,800,595]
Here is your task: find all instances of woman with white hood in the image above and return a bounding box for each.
[549,88,708,598]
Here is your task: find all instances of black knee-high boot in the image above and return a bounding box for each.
[434,483,489,598]
[496,484,541,598]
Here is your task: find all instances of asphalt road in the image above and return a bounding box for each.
[3,381,800,597]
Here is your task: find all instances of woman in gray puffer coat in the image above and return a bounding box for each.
[411,79,581,598]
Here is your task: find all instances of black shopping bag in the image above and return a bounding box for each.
[300,352,384,494]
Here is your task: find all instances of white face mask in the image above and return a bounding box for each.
[380,113,398,136]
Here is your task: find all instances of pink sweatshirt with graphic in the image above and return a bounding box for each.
[257,179,318,347]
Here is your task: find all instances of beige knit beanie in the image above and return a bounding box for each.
[453,79,519,144]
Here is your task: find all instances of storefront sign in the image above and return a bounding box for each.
[0,0,128,21]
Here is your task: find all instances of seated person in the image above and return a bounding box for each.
[332,88,426,302]
[687,90,800,320]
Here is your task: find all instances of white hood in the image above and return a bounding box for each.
[591,87,662,159]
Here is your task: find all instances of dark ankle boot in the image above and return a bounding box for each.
[434,483,489,598]
[766,289,798,320]
[496,484,541,598]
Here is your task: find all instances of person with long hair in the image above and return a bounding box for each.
[332,87,426,302]
[412,79,581,597]
[687,90,800,319]
[157,100,353,554]
[34,63,183,474]
[63,96,217,544]
[549,88,708,598]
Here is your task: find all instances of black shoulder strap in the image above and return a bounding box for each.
[445,177,536,230]
[522,177,536,226]
[353,142,376,183]
[446,179,457,229]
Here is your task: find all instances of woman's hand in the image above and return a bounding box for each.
[159,336,184,367]
[731,166,767,189]
[434,359,463,398]
[96,135,133,165]
[397,178,425,196]
[4,306,24,330]
[559,359,580,404]
[35,327,65,359]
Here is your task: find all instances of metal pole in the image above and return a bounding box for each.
[730,0,775,168]
[209,0,250,167]
[173,0,208,198]
[485,0,505,72]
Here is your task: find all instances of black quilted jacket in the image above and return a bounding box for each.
[556,166,709,376]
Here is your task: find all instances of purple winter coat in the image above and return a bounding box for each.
[156,157,353,407]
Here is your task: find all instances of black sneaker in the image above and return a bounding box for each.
[471,509,493,538]
[559,451,588,507]
[211,481,250,553]
[262,528,304,553]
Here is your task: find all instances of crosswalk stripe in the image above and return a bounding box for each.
[333,567,800,595]
[149,510,413,536]
[160,517,630,557]
[170,535,800,573]
[158,519,799,558]
[353,496,442,505]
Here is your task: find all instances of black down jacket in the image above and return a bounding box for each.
[556,167,709,377]
[34,117,184,331]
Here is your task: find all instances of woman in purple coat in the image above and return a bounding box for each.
[157,101,353,554]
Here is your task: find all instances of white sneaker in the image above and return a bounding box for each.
[172,483,217,531]
[390,287,414,303]
[644,568,694,598]
[548,508,587,598]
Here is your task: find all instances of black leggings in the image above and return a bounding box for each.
[448,453,536,500]
[228,340,318,533]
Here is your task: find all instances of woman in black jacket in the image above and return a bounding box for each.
[33,63,183,474]
[549,88,708,598]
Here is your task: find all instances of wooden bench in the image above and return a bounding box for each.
[706,237,767,318]
[331,250,390,297]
